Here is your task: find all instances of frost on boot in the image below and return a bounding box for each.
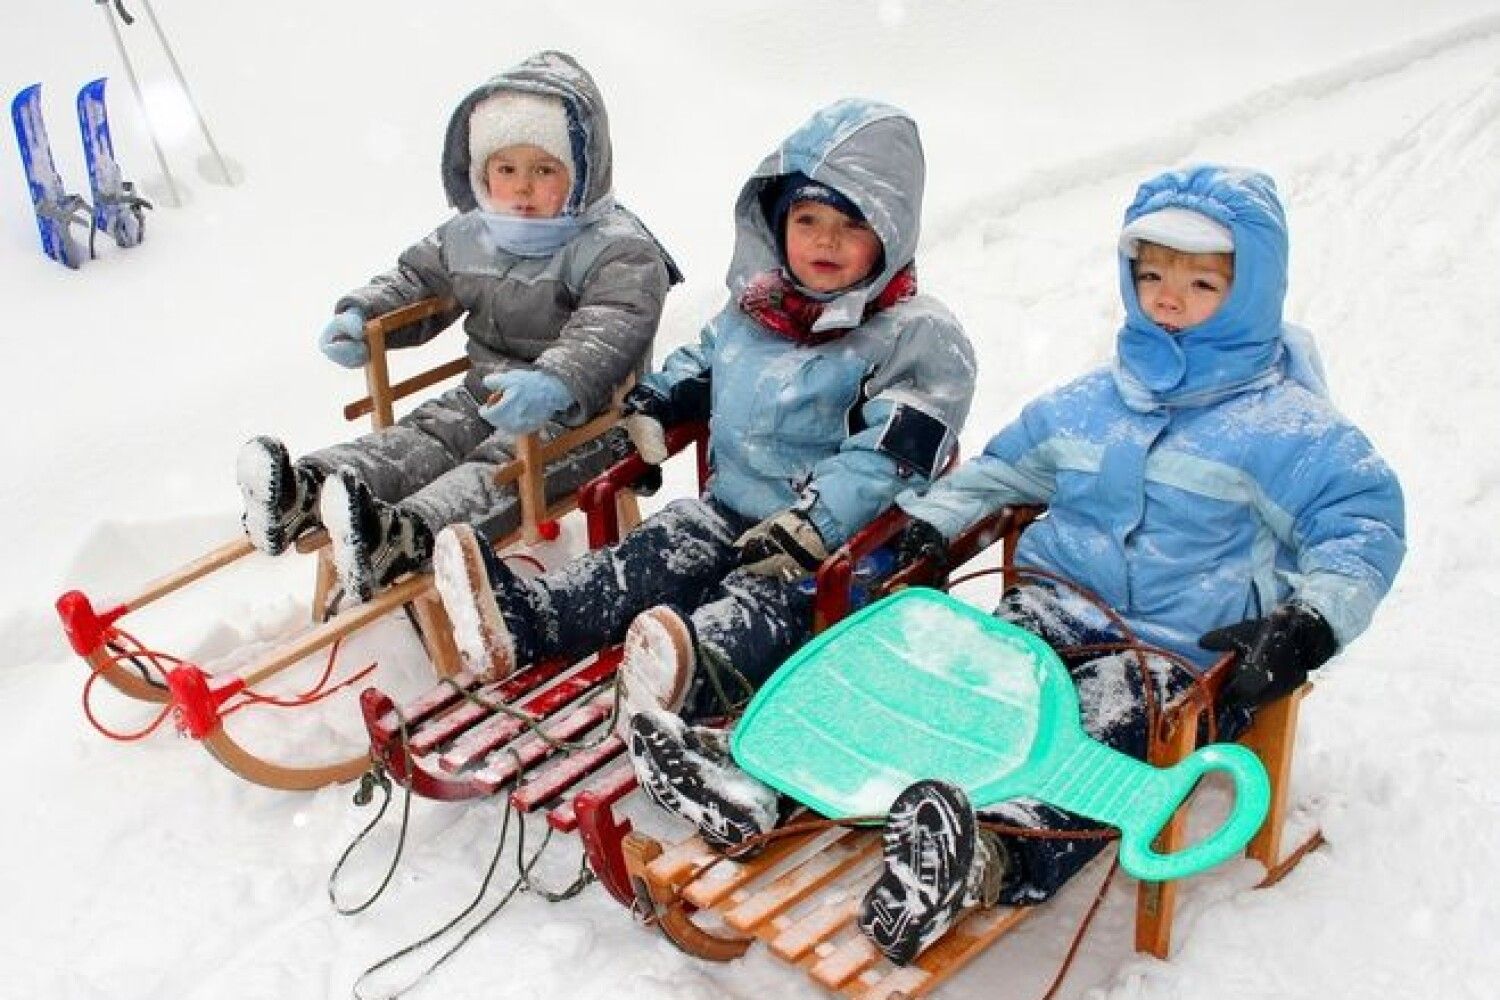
[237,436,322,556]
[857,779,1008,966]
[627,709,780,852]
[320,469,433,603]
[614,606,695,737]
[432,522,537,681]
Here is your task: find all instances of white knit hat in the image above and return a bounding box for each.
[467,90,575,212]
[1119,207,1234,258]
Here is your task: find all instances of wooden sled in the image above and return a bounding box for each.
[358,421,967,908]
[55,297,641,791]
[621,512,1318,998]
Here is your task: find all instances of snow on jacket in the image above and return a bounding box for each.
[335,51,675,424]
[642,99,976,548]
[901,165,1405,664]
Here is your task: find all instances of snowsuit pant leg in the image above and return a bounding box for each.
[300,387,494,500]
[519,497,747,663]
[677,568,815,722]
[983,583,1251,906]
[299,386,625,540]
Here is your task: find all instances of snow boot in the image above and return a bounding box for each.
[857,779,1008,965]
[627,708,781,852]
[320,469,434,603]
[237,436,323,556]
[614,606,695,737]
[431,522,539,681]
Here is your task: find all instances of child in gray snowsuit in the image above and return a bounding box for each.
[237,51,677,601]
[429,98,975,756]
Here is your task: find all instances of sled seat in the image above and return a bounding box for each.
[620,508,1316,995]
[55,297,641,791]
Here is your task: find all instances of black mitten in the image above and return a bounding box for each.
[895,518,948,577]
[1199,602,1338,710]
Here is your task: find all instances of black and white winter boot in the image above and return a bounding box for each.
[614,606,696,737]
[237,436,323,556]
[320,469,434,603]
[431,522,539,681]
[627,708,781,852]
[857,779,1008,966]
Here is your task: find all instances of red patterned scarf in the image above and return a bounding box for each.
[738,265,917,345]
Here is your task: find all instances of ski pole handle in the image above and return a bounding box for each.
[96,0,136,26]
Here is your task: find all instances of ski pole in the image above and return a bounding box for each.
[134,0,236,186]
[94,0,182,206]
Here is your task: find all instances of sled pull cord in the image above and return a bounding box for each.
[81,626,178,741]
[328,714,417,917]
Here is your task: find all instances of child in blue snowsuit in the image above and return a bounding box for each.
[633,165,1406,967]
[430,100,976,776]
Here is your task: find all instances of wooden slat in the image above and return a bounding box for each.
[405,659,571,755]
[725,836,880,934]
[437,654,617,771]
[770,896,860,962]
[545,760,637,834]
[811,934,881,990]
[681,832,820,909]
[510,734,625,812]
[467,696,613,787]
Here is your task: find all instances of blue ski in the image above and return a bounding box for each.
[10,83,93,268]
[77,77,149,248]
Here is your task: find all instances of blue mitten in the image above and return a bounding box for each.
[480,369,574,436]
[318,309,368,368]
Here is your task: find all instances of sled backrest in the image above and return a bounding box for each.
[338,296,640,549]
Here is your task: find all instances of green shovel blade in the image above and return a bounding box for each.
[731,588,1270,882]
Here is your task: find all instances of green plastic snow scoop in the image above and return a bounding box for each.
[730,587,1270,882]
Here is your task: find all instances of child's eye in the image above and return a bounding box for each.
[1135,270,1161,283]
[1192,279,1224,292]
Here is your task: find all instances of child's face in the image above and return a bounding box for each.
[483,144,571,218]
[783,200,883,294]
[1133,243,1234,333]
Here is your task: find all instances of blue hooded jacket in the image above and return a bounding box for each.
[642,100,976,546]
[902,165,1405,664]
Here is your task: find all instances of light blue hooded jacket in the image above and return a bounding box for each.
[642,100,976,547]
[901,165,1405,665]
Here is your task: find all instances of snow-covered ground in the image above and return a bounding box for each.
[4,2,1500,998]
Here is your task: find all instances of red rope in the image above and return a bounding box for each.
[82,627,380,738]
[80,626,181,741]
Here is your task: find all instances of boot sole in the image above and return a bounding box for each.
[616,606,694,735]
[237,437,293,556]
[433,525,516,682]
[628,712,762,852]
[858,780,977,966]
[321,472,376,603]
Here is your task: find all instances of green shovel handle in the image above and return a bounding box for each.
[1118,742,1271,882]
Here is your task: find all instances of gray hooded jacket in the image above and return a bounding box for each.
[336,51,675,424]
